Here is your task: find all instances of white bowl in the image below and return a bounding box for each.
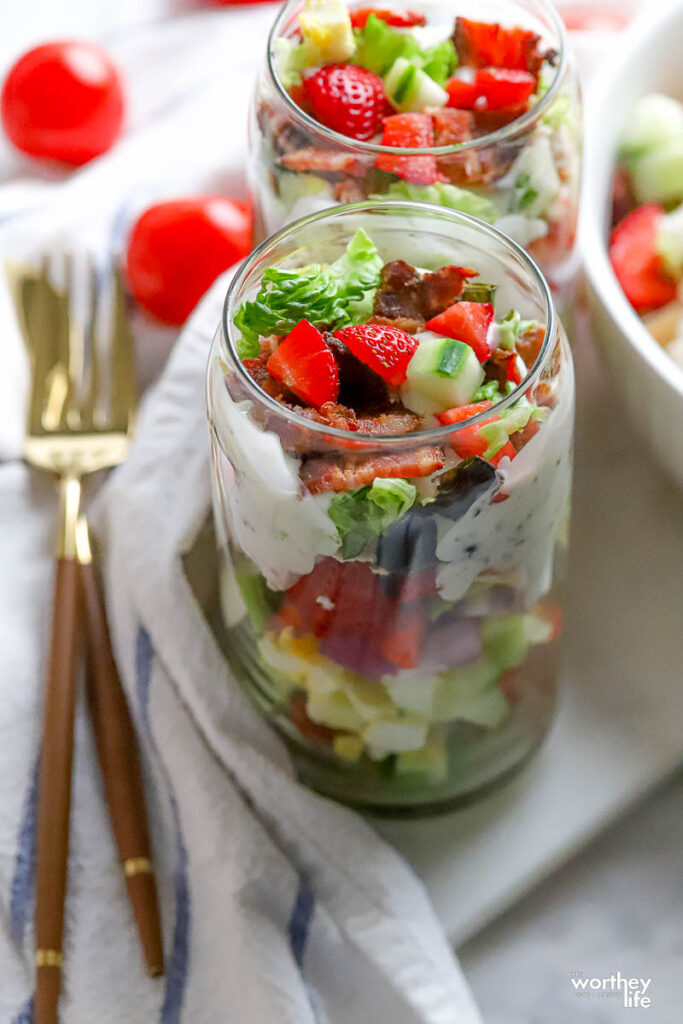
[582,0,683,486]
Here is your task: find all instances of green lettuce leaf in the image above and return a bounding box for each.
[370,180,499,223]
[473,378,514,403]
[234,228,382,357]
[479,397,549,459]
[497,309,540,351]
[419,40,457,87]
[353,13,421,76]
[273,37,314,90]
[328,478,417,558]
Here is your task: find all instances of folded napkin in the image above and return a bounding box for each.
[0,267,483,1024]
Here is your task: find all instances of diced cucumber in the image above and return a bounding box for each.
[657,203,683,279]
[401,331,484,415]
[383,57,449,113]
[631,136,683,205]
[298,0,355,63]
[395,738,448,781]
[620,94,683,160]
[363,717,428,759]
[508,135,560,219]
[482,616,529,672]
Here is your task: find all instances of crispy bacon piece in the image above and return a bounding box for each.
[372,260,475,324]
[370,313,425,334]
[301,445,445,494]
[280,147,372,177]
[333,179,367,203]
[432,108,485,186]
[355,411,422,434]
[516,323,545,369]
[452,17,554,78]
[325,332,397,412]
[483,346,518,387]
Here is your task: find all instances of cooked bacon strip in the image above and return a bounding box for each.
[280,147,372,177]
[372,260,475,324]
[355,411,422,434]
[483,346,517,387]
[370,313,425,334]
[301,446,445,494]
[516,324,545,369]
[432,108,486,186]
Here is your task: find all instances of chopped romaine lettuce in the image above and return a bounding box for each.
[328,478,417,557]
[479,397,549,459]
[473,378,514,403]
[353,13,421,76]
[273,37,314,90]
[420,40,458,88]
[234,228,382,356]
[496,309,540,351]
[370,180,498,223]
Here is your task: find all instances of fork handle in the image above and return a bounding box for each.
[79,530,164,978]
[35,476,83,1024]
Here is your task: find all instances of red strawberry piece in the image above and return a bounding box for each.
[432,106,476,143]
[303,63,385,141]
[266,320,339,408]
[609,204,677,315]
[506,353,523,385]
[474,68,535,112]
[376,112,438,184]
[333,322,418,387]
[445,78,481,110]
[453,17,547,76]
[436,401,493,458]
[425,301,495,362]
[350,8,426,28]
[490,440,517,467]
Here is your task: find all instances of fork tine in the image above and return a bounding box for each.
[81,258,100,432]
[108,268,137,434]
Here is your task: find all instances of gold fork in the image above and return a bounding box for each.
[14,257,163,1024]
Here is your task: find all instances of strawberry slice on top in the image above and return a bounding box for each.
[350,8,427,28]
[609,204,677,315]
[375,112,438,184]
[333,322,418,387]
[267,320,339,408]
[425,301,495,362]
[303,64,386,141]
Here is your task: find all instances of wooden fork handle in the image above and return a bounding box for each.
[80,554,164,978]
[34,556,81,1024]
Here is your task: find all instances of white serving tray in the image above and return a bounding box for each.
[192,318,683,949]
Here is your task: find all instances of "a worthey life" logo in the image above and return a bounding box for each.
[570,971,652,1008]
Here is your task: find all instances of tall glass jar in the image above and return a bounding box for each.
[248,0,581,290]
[207,202,574,813]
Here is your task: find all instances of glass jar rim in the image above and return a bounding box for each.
[265,0,568,157]
[219,200,558,446]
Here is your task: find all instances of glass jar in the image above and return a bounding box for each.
[207,201,574,813]
[248,0,581,290]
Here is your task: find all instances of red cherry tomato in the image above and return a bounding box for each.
[125,196,253,326]
[1,40,124,166]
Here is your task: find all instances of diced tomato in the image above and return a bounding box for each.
[609,204,677,315]
[350,7,426,28]
[376,112,438,184]
[425,301,495,362]
[506,354,523,385]
[474,68,535,112]
[267,320,339,408]
[454,16,546,75]
[490,440,517,467]
[445,78,481,110]
[436,401,494,458]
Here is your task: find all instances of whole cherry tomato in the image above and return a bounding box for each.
[125,196,253,326]
[1,40,125,166]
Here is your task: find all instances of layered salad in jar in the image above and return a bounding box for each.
[208,204,574,811]
[250,0,581,282]
[609,93,683,371]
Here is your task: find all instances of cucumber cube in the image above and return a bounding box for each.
[384,57,449,113]
[401,331,485,414]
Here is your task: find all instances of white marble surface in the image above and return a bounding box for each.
[460,771,683,1023]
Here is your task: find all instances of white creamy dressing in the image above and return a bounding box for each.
[210,359,339,589]
[436,355,574,607]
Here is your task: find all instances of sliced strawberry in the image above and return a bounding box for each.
[303,63,385,142]
[333,322,418,387]
[350,7,426,28]
[266,320,339,408]
[474,68,535,111]
[376,112,438,184]
[453,17,548,76]
[432,106,476,142]
[506,354,523,385]
[445,78,481,110]
[425,301,495,362]
[609,204,677,315]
